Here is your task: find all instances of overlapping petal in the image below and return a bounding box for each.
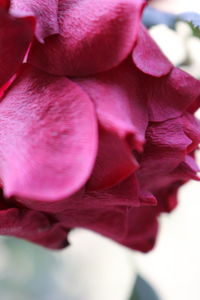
[0,205,68,249]
[0,4,34,86]
[147,68,200,122]
[86,127,138,191]
[132,24,173,77]
[28,0,146,76]
[10,0,58,42]
[137,118,192,191]
[75,58,148,151]
[0,65,97,203]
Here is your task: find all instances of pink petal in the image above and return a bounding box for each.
[147,68,200,122]
[87,127,138,191]
[75,59,148,151]
[28,0,146,76]
[0,207,68,249]
[10,0,59,42]
[132,24,172,77]
[0,65,97,203]
[0,8,34,86]
[139,190,157,206]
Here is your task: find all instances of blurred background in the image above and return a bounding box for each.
[0,1,200,299]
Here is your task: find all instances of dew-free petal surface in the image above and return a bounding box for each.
[0,8,34,86]
[132,24,172,77]
[147,68,200,122]
[10,0,58,42]
[87,127,138,191]
[28,0,145,76]
[75,59,148,151]
[0,65,97,203]
[137,118,191,191]
[0,207,68,249]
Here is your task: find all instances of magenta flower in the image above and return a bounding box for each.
[0,0,199,251]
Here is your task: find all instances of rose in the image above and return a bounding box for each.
[0,0,199,252]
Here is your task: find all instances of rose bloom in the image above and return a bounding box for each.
[0,0,199,252]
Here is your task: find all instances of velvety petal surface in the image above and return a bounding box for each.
[0,65,97,203]
[75,59,148,151]
[0,207,68,249]
[28,0,146,76]
[86,127,138,191]
[10,0,59,42]
[147,68,200,122]
[132,24,173,77]
[85,174,140,208]
[120,206,159,252]
[137,118,191,191]
[0,6,34,86]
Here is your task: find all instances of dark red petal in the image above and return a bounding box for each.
[56,176,159,252]
[132,24,173,77]
[85,174,140,208]
[0,9,34,86]
[147,68,200,122]
[156,183,179,213]
[120,206,159,252]
[87,127,138,191]
[10,0,58,42]
[182,113,200,152]
[75,59,148,151]
[0,0,10,10]
[28,0,146,76]
[0,208,68,249]
[0,65,97,203]
[137,118,191,191]
[56,206,128,241]
[139,190,157,206]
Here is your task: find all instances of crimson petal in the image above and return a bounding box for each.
[0,208,68,249]
[28,0,146,76]
[87,127,138,191]
[147,68,200,122]
[132,24,173,77]
[75,59,148,151]
[0,8,34,86]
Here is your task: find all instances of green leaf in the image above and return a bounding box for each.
[178,12,200,38]
[129,275,160,300]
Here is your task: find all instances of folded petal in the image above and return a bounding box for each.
[147,68,200,122]
[0,207,68,249]
[182,113,200,152]
[0,8,34,86]
[120,206,159,252]
[56,175,159,252]
[0,65,97,203]
[28,0,146,76]
[85,174,140,208]
[75,59,148,151]
[86,127,138,191]
[132,24,172,77]
[137,118,191,191]
[10,0,58,42]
